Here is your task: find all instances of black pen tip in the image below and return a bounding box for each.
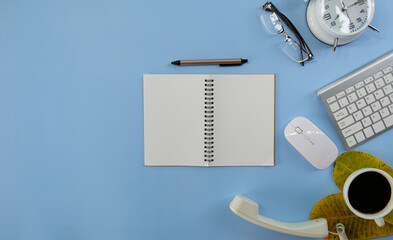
[241,59,248,64]
[171,60,180,65]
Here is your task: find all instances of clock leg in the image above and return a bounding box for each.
[333,38,339,52]
[368,24,380,33]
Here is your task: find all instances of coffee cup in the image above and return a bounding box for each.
[343,168,393,227]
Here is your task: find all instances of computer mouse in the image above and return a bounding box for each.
[284,117,338,169]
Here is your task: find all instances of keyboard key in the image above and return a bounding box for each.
[355,131,366,143]
[353,110,364,121]
[374,71,384,79]
[355,81,365,89]
[336,91,345,99]
[389,104,393,113]
[390,93,393,102]
[372,121,386,133]
[342,122,362,138]
[374,89,384,100]
[347,103,357,114]
[365,94,376,104]
[346,86,355,94]
[346,136,357,148]
[326,96,336,104]
[334,108,349,121]
[366,83,376,93]
[384,66,393,74]
[380,108,390,118]
[339,97,349,107]
[384,115,393,128]
[356,99,367,109]
[338,115,355,129]
[383,84,393,95]
[385,73,393,84]
[381,96,391,107]
[356,88,367,98]
[371,112,381,123]
[362,117,372,127]
[375,78,385,88]
[371,101,382,112]
[364,76,374,84]
[329,102,340,112]
[379,97,390,107]
[364,126,374,138]
[347,92,358,103]
[362,106,372,116]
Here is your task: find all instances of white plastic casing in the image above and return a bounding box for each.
[230,195,329,238]
[306,0,375,45]
[284,117,338,169]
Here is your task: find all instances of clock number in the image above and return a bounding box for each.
[356,17,362,23]
[325,5,329,10]
[331,21,336,26]
[360,9,365,13]
[349,22,355,30]
[324,13,332,21]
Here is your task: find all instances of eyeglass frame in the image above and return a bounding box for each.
[262,2,313,66]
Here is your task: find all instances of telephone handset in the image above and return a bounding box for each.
[229,195,329,238]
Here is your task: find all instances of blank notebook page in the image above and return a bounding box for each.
[143,75,206,166]
[212,74,275,166]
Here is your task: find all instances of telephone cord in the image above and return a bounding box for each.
[328,223,348,240]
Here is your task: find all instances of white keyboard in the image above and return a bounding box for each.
[318,50,393,149]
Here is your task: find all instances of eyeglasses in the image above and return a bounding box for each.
[261,2,313,66]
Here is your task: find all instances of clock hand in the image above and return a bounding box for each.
[339,0,348,12]
[339,0,353,23]
[347,0,364,9]
[334,3,348,21]
[334,7,346,21]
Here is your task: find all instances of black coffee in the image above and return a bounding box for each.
[348,171,391,214]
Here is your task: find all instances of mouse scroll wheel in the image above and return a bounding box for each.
[295,127,303,134]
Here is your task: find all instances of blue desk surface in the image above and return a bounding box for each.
[1,0,393,239]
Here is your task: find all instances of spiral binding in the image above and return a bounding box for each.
[204,79,214,162]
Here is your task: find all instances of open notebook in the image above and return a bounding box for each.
[143,74,275,166]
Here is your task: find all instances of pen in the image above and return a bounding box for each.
[171,58,248,66]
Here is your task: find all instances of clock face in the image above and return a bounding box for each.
[320,0,373,34]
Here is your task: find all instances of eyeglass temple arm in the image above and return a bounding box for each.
[279,14,308,66]
[278,13,313,56]
[266,3,310,50]
[265,3,309,52]
[268,4,312,55]
[265,2,311,65]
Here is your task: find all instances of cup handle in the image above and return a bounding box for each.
[375,218,385,227]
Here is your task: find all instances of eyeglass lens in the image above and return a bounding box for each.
[281,38,308,63]
[261,6,310,63]
[260,10,283,35]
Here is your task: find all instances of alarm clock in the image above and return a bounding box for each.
[306,0,375,49]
